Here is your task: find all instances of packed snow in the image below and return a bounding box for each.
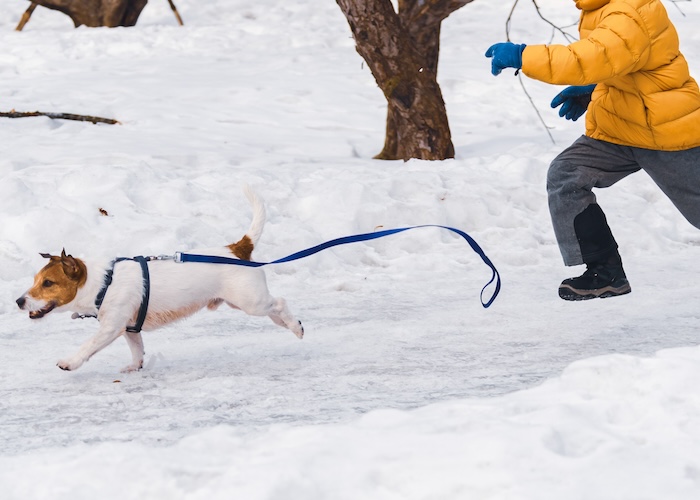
[1,0,699,498]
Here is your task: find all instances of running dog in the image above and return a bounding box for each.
[16,187,304,372]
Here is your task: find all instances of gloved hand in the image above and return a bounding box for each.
[550,85,596,121]
[485,42,527,76]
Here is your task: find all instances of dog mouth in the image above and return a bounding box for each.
[29,302,56,319]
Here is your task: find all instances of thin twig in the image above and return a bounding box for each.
[16,2,38,32]
[167,0,184,26]
[517,74,555,144]
[547,22,578,45]
[506,0,577,44]
[670,0,689,17]
[0,110,120,125]
[505,0,520,41]
[507,0,562,144]
[531,0,578,43]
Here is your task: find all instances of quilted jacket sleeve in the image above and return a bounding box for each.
[522,4,651,85]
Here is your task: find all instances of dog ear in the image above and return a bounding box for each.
[39,253,52,259]
[60,250,82,280]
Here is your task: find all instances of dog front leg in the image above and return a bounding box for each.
[121,331,145,373]
[57,323,125,372]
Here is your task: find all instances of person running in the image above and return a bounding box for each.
[485,0,700,300]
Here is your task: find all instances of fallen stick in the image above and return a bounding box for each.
[167,0,184,26]
[0,110,120,125]
[16,2,38,31]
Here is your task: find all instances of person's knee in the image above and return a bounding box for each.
[547,158,571,195]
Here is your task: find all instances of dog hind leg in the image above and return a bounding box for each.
[233,295,304,339]
[265,297,304,339]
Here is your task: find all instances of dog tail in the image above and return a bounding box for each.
[242,184,266,246]
[227,185,265,261]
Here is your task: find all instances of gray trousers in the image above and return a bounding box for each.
[547,135,700,266]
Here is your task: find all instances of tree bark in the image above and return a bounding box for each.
[28,0,148,27]
[336,0,474,161]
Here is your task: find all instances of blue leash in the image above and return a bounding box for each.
[176,225,501,308]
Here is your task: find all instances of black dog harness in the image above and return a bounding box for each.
[94,256,156,333]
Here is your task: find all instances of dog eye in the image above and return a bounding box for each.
[42,279,54,288]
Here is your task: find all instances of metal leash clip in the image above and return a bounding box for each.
[145,254,176,262]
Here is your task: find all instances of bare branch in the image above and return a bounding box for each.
[506,0,563,145]
[507,0,578,43]
[531,0,578,43]
[517,74,555,144]
[0,110,120,125]
[167,0,184,26]
[670,0,691,17]
[505,0,520,41]
[16,2,38,31]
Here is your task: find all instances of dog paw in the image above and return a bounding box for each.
[294,320,304,340]
[57,355,85,371]
[57,359,79,371]
[120,361,143,373]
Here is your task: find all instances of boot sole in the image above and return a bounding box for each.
[558,283,631,301]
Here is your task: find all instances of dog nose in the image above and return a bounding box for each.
[16,297,26,309]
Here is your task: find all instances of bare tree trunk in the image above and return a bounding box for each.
[336,0,474,161]
[28,0,148,27]
[337,0,451,160]
[379,22,445,160]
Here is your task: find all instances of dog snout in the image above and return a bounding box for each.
[16,296,26,309]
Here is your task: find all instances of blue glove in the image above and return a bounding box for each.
[550,85,596,121]
[485,42,527,76]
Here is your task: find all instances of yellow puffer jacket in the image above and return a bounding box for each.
[522,0,700,151]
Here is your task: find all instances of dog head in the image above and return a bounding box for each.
[16,249,87,319]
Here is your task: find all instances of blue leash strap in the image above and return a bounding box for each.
[177,225,501,308]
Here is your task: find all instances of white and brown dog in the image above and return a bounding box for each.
[16,187,304,372]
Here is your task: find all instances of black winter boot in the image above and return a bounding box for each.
[558,258,631,301]
[558,203,631,300]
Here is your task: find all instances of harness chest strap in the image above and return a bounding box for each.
[92,256,153,333]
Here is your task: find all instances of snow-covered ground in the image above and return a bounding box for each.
[1,0,699,498]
